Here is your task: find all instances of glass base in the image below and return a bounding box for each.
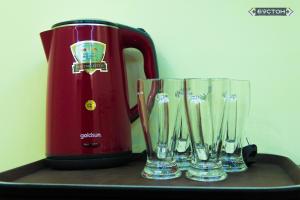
[221,155,248,172]
[175,154,191,171]
[141,160,182,180]
[186,161,227,182]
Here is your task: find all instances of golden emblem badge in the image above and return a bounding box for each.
[70,40,108,75]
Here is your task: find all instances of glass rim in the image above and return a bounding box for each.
[185,77,229,81]
[137,78,183,81]
[137,78,250,82]
[185,78,250,81]
[230,78,250,83]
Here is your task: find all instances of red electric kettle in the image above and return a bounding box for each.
[40,19,158,169]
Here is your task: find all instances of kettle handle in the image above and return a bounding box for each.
[120,27,159,122]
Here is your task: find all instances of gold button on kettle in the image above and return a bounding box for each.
[85,100,96,111]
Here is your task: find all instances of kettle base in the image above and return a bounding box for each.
[46,152,132,170]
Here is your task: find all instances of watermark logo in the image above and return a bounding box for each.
[249,8,293,16]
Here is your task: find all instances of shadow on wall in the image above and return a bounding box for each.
[0,62,47,172]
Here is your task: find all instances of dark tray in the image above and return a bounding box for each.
[0,154,299,199]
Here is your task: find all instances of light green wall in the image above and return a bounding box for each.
[0,0,299,172]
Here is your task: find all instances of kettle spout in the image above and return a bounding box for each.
[40,30,53,61]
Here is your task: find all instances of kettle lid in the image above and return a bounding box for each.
[52,19,119,29]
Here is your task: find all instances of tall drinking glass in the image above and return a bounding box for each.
[221,79,250,172]
[184,78,228,182]
[137,79,183,179]
[174,99,192,171]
